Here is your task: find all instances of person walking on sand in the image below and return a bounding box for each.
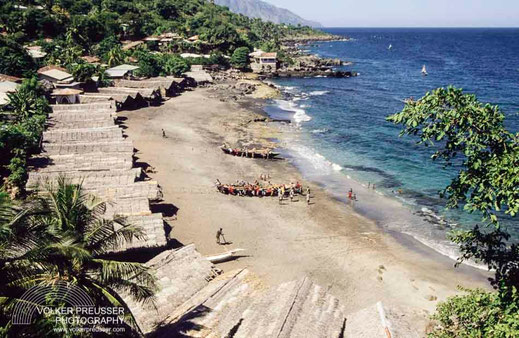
[289,189,294,202]
[306,192,311,205]
[216,228,225,244]
[278,188,283,204]
[162,129,166,138]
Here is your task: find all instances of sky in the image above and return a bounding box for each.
[264,0,519,27]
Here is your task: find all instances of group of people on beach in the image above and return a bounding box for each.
[216,179,304,198]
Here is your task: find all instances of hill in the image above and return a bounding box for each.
[215,0,322,27]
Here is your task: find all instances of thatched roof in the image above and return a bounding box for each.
[0,74,22,82]
[184,70,213,84]
[42,140,134,155]
[26,99,170,255]
[123,244,219,334]
[42,126,123,143]
[136,266,347,337]
[51,101,115,112]
[51,88,83,96]
[122,40,144,51]
[80,55,101,63]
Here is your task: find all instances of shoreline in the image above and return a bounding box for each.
[260,84,488,273]
[120,81,490,334]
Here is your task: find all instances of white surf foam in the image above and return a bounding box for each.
[309,90,329,96]
[310,128,329,134]
[275,99,312,124]
[288,143,342,174]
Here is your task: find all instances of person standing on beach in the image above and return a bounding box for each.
[162,129,166,138]
[306,192,311,205]
[289,189,294,202]
[216,228,224,244]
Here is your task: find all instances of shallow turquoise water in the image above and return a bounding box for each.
[265,28,519,260]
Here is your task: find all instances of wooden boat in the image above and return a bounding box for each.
[205,248,245,263]
[221,146,280,159]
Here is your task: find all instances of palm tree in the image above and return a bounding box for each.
[0,178,158,335]
[0,191,49,335]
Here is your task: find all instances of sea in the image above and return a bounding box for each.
[265,28,519,265]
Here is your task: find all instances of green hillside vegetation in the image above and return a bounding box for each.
[0,0,327,192]
[0,0,326,77]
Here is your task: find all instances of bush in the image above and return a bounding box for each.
[134,51,161,77]
[159,54,189,76]
[95,35,121,59]
[70,62,98,82]
[429,287,519,337]
[230,47,250,70]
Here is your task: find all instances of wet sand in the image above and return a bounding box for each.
[120,87,490,335]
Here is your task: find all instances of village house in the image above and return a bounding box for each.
[51,88,84,104]
[25,45,47,60]
[37,66,80,89]
[105,64,140,79]
[159,32,182,43]
[249,50,278,73]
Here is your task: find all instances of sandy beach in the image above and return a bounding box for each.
[120,85,490,335]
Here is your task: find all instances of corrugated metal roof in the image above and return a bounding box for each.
[106,65,140,78]
[106,69,129,78]
[107,64,140,71]
[40,69,73,81]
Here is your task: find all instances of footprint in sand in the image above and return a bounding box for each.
[377,264,386,282]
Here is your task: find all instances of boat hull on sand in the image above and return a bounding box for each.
[205,248,245,263]
[221,147,280,159]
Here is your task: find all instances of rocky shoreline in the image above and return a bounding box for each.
[276,33,357,78]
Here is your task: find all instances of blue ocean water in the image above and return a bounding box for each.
[266,28,519,262]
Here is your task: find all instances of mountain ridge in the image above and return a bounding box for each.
[214,0,322,27]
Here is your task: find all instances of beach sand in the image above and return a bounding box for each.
[120,87,490,334]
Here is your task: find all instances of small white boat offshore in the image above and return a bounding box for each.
[388,44,392,50]
[205,248,246,264]
[421,65,428,76]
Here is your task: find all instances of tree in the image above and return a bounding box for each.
[0,178,158,335]
[387,86,519,337]
[0,37,36,77]
[0,78,49,193]
[230,46,250,70]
